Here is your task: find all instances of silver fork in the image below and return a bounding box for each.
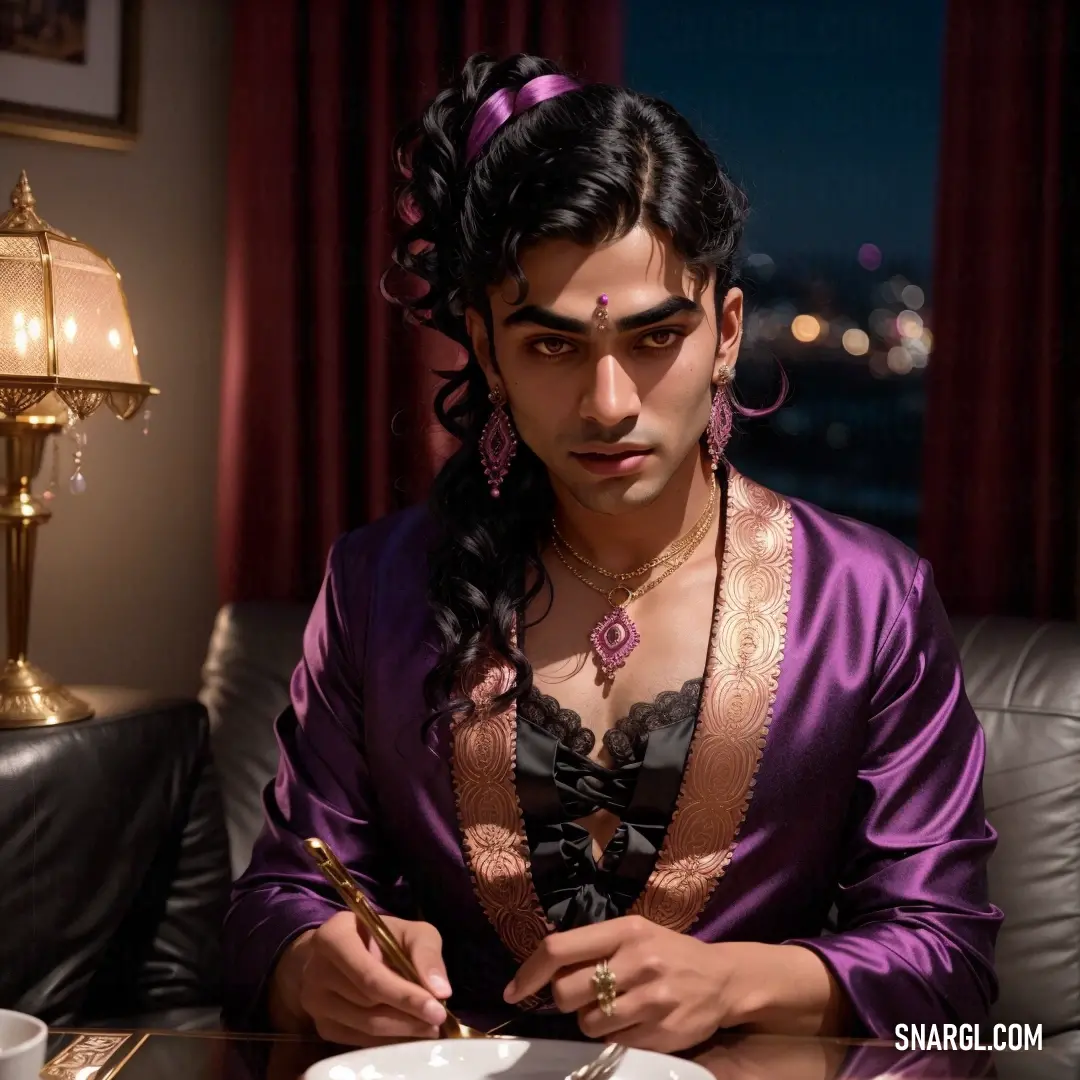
[565,1043,628,1080]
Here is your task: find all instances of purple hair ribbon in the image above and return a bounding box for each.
[464,74,582,163]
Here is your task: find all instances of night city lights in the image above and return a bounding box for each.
[741,246,932,378]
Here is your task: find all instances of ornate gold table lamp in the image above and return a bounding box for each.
[0,172,156,727]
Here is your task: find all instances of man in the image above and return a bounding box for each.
[223,54,1000,1053]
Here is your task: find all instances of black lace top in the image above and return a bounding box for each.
[514,677,703,930]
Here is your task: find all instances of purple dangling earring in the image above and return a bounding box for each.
[479,384,518,498]
[706,366,734,470]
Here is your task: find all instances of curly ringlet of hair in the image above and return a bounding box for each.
[381,52,750,738]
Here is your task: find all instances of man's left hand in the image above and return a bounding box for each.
[503,916,774,1053]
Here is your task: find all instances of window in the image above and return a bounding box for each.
[626,0,946,547]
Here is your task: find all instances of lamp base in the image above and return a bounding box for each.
[0,659,94,728]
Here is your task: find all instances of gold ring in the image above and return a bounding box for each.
[592,959,617,1017]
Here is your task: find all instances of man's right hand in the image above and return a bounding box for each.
[270,911,452,1043]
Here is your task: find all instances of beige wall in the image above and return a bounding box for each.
[0,0,231,697]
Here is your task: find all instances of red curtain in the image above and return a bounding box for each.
[217,0,623,604]
[919,0,1078,619]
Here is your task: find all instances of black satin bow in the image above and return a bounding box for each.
[516,712,697,930]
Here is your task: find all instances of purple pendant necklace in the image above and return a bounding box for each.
[550,475,718,679]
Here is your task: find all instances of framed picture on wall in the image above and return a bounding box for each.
[0,0,140,150]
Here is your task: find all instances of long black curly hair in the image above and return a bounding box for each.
[382,52,751,732]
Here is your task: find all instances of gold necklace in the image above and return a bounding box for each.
[552,475,717,583]
[550,490,718,680]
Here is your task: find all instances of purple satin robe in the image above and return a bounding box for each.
[222,473,1001,1038]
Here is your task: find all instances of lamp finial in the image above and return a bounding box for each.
[0,171,68,236]
[12,170,34,211]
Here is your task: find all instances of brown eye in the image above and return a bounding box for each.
[532,337,573,357]
[640,328,683,349]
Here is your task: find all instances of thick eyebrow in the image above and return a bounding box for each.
[615,295,701,331]
[502,295,700,334]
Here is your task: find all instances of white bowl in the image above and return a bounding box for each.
[304,1037,713,1080]
[0,1010,47,1080]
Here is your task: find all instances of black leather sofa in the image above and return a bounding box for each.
[2,603,1078,1054]
[0,688,231,1027]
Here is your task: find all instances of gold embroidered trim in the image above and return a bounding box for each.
[631,468,793,931]
[450,660,553,962]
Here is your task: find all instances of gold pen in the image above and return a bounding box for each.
[303,837,485,1039]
